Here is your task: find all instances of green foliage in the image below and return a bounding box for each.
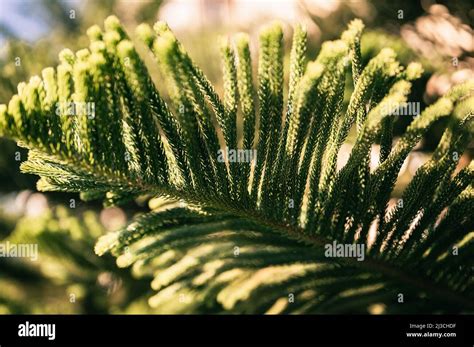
[0,206,151,313]
[1,16,473,313]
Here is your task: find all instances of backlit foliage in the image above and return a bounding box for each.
[1,16,473,313]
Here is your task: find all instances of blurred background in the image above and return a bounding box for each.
[0,0,472,313]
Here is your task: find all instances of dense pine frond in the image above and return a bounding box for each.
[1,16,473,313]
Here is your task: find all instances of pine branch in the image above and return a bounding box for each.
[1,16,473,313]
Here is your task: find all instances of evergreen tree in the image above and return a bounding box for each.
[0,16,472,313]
